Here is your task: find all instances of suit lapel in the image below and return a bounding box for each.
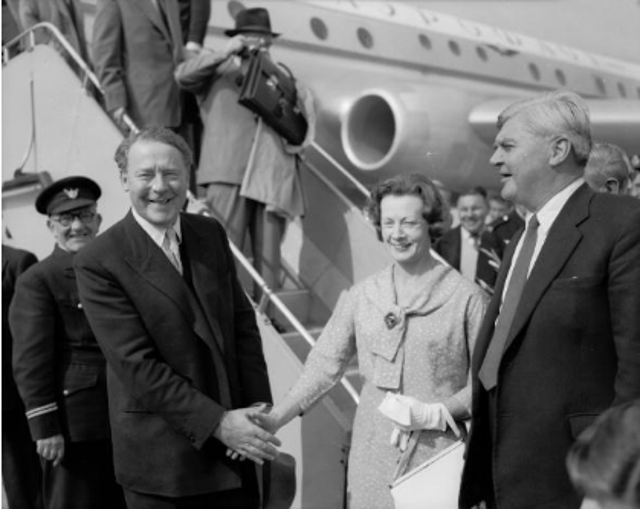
[134,0,172,46]
[181,216,228,355]
[503,185,591,354]
[122,214,199,334]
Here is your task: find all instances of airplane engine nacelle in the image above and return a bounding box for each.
[340,85,500,191]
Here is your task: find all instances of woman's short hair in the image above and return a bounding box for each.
[365,173,448,243]
[566,400,640,507]
[114,127,193,173]
[498,89,592,168]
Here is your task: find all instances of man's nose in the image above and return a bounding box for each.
[69,216,84,229]
[150,173,168,191]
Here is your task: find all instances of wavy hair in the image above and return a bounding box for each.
[365,173,448,244]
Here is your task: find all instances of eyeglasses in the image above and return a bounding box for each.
[381,219,425,233]
[50,210,96,227]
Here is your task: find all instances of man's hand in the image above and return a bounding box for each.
[214,407,281,465]
[36,434,65,467]
[471,502,487,509]
[111,107,129,132]
[224,35,248,59]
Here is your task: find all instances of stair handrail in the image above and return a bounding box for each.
[3,22,103,93]
[307,141,371,198]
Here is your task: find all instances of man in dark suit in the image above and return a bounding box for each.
[459,90,640,509]
[10,177,125,509]
[435,186,504,294]
[2,244,42,509]
[74,127,280,508]
[92,0,184,130]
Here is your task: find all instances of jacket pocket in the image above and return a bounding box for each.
[551,274,604,290]
[568,413,598,438]
[122,398,152,413]
[62,370,98,397]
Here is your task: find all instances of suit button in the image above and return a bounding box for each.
[77,303,83,309]
[63,389,70,396]
[189,435,195,443]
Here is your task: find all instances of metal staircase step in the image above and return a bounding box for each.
[271,288,313,330]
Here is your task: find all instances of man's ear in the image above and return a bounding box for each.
[604,178,621,194]
[549,137,571,167]
[46,218,55,233]
[120,170,129,192]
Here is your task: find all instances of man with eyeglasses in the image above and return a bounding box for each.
[9,176,125,509]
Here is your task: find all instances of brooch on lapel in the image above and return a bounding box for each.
[384,312,398,330]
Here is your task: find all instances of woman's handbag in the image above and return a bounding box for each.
[390,430,465,509]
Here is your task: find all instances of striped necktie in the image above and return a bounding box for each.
[162,228,183,275]
[478,215,539,391]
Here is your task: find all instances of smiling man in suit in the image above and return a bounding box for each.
[435,186,504,294]
[74,127,279,509]
[459,90,640,509]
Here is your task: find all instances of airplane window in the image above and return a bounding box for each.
[528,63,541,81]
[476,46,488,62]
[555,69,567,86]
[310,17,328,40]
[419,34,432,50]
[448,40,461,56]
[617,83,627,98]
[595,76,606,95]
[357,28,374,49]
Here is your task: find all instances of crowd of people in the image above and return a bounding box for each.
[3,2,640,509]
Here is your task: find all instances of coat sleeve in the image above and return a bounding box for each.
[92,0,127,113]
[74,251,226,450]
[609,205,640,403]
[10,267,62,440]
[282,289,358,414]
[186,0,210,46]
[443,289,489,417]
[174,48,229,96]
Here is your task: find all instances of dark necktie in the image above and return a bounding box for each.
[478,215,539,391]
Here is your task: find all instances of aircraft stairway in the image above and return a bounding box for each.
[1,23,394,509]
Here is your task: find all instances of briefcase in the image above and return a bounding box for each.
[238,49,308,146]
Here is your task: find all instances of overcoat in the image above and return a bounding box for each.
[74,212,273,497]
[10,245,110,442]
[459,185,640,509]
[175,50,316,218]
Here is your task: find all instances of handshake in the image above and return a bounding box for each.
[213,404,283,465]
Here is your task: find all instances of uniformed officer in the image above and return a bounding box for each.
[9,176,125,509]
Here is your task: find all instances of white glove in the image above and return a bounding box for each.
[378,393,460,436]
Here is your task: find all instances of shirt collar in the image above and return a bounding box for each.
[461,226,482,241]
[527,178,584,236]
[131,208,182,249]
